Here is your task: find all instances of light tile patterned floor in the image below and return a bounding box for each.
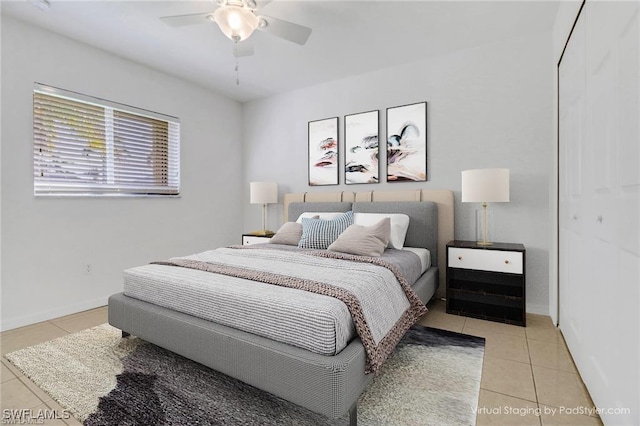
[418,299,602,426]
[0,307,107,425]
[0,302,601,425]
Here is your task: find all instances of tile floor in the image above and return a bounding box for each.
[0,301,601,425]
[418,299,602,426]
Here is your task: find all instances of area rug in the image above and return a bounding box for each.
[5,324,484,425]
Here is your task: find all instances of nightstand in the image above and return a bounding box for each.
[242,234,272,245]
[446,240,526,326]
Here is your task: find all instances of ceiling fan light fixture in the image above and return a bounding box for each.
[213,5,259,42]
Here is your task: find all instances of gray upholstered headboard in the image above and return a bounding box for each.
[354,202,438,267]
[284,190,454,299]
[287,201,438,267]
[287,202,352,221]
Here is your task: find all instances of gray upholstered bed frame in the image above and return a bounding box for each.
[108,190,454,424]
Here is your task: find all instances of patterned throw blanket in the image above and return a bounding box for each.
[154,246,427,373]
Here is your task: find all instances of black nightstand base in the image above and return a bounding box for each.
[446,240,526,327]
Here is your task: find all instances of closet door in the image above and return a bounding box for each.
[559,7,587,353]
[559,2,639,424]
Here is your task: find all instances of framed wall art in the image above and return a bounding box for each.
[386,101,427,182]
[308,117,339,186]
[344,110,379,185]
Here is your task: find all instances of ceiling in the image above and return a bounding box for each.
[1,1,560,102]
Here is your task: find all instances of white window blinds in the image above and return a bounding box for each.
[33,84,180,196]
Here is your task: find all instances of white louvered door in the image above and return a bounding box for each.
[559,2,639,424]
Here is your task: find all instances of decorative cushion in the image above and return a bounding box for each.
[269,222,303,246]
[328,218,391,257]
[354,213,410,249]
[298,211,354,250]
[296,212,346,223]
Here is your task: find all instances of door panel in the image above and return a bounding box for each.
[559,3,639,424]
[559,5,586,333]
[617,11,640,190]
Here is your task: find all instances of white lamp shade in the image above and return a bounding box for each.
[250,182,278,204]
[461,168,510,203]
[213,5,259,41]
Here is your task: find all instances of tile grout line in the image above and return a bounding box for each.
[477,384,539,406]
[47,321,73,334]
[524,333,544,426]
[482,353,535,367]
[480,388,540,405]
[44,397,78,425]
[3,374,48,410]
[10,360,52,405]
[1,322,70,410]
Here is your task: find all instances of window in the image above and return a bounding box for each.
[33,84,180,196]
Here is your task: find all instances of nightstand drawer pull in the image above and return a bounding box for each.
[448,247,523,274]
[242,235,272,245]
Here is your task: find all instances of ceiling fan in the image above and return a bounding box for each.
[160,0,312,57]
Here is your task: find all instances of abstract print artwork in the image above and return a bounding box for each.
[344,110,379,185]
[308,117,339,186]
[386,102,427,182]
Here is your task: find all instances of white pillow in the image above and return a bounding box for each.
[295,212,346,223]
[354,213,410,250]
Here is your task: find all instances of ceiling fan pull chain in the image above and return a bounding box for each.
[235,58,240,85]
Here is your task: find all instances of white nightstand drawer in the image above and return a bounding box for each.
[243,235,271,245]
[448,247,523,274]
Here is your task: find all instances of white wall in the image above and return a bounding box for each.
[0,17,244,331]
[243,31,554,314]
[0,11,4,329]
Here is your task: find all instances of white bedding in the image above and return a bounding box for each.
[123,246,425,357]
[403,247,431,274]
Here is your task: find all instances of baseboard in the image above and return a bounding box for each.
[526,303,550,317]
[0,296,109,332]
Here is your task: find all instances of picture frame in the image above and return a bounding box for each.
[308,117,339,186]
[344,110,379,185]
[386,101,427,182]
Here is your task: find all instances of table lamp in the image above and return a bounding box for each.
[461,168,510,246]
[250,181,278,236]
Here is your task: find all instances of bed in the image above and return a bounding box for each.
[108,189,454,424]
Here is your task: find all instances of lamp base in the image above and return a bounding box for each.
[249,230,275,237]
[475,207,495,247]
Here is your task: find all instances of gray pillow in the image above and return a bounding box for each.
[328,217,391,257]
[269,222,303,246]
[299,211,354,249]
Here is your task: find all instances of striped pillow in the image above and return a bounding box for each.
[299,211,354,250]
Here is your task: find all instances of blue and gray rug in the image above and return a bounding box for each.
[5,324,484,425]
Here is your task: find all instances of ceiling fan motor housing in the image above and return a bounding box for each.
[213,4,259,41]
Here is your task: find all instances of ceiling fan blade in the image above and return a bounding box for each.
[160,12,215,27]
[257,15,312,45]
[233,40,254,57]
